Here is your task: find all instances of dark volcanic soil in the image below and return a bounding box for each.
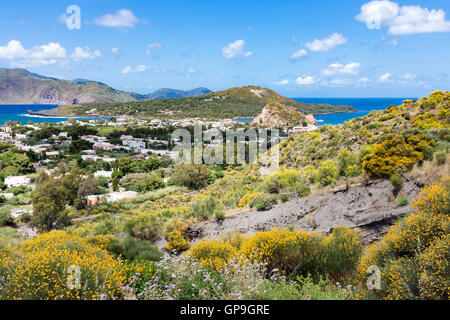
[188,179,423,245]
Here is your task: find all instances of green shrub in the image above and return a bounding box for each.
[390,174,404,193]
[436,152,447,165]
[397,196,408,207]
[317,159,339,186]
[294,184,311,198]
[171,164,211,190]
[279,193,290,203]
[123,237,163,261]
[214,208,225,222]
[0,209,13,226]
[86,234,125,257]
[250,194,277,211]
[192,196,219,221]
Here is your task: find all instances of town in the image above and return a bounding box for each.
[0,115,319,226]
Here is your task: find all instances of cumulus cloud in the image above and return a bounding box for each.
[356,1,450,35]
[70,47,102,61]
[94,9,143,28]
[0,40,67,67]
[222,40,252,59]
[359,77,370,83]
[329,79,354,87]
[146,42,162,55]
[305,33,347,52]
[290,49,308,60]
[322,62,361,76]
[403,73,417,81]
[295,76,315,85]
[274,80,289,85]
[121,65,163,74]
[112,47,120,55]
[379,72,392,82]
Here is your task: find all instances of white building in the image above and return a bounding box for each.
[5,176,33,188]
[94,171,113,178]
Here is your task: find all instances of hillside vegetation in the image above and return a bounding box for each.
[47,85,356,119]
[0,90,448,300]
[279,91,449,179]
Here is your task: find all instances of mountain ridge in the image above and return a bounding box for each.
[0,68,211,104]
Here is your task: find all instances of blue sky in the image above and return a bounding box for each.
[0,0,449,97]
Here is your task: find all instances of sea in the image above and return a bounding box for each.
[0,98,415,126]
[0,105,106,125]
[234,97,415,126]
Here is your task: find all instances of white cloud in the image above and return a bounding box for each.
[379,72,392,82]
[356,1,450,35]
[290,49,308,60]
[382,36,399,47]
[403,73,416,81]
[295,76,315,85]
[305,33,347,52]
[329,79,353,87]
[146,42,162,55]
[322,62,361,76]
[121,65,162,74]
[135,65,149,72]
[222,40,252,59]
[112,47,119,55]
[71,47,102,61]
[274,80,289,85]
[359,77,370,83]
[94,9,143,28]
[0,40,67,67]
[121,66,133,74]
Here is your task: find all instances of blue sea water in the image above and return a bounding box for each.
[234,98,415,125]
[292,97,415,126]
[2,98,415,126]
[0,105,108,125]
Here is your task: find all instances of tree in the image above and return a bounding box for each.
[0,151,35,176]
[30,180,71,232]
[138,156,162,172]
[132,174,165,193]
[77,175,99,200]
[171,164,211,190]
[112,171,124,192]
[68,139,94,154]
[117,157,135,175]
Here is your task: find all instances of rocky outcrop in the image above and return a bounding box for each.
[189,178,423,245]
[252,102,315,128]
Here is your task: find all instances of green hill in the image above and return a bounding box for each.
[45,85,356,119]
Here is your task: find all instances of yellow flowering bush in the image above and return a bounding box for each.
[356,177,450,300]
[419,234,450,299]
[362,134,434,178]
[86,234,125,257]
[186,239,239,271]
[0,231,126,300]
[165,230,191,253]
[186,227,362,282]
[238,192,261,208]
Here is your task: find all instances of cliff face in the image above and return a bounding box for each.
[252,102,316,128]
